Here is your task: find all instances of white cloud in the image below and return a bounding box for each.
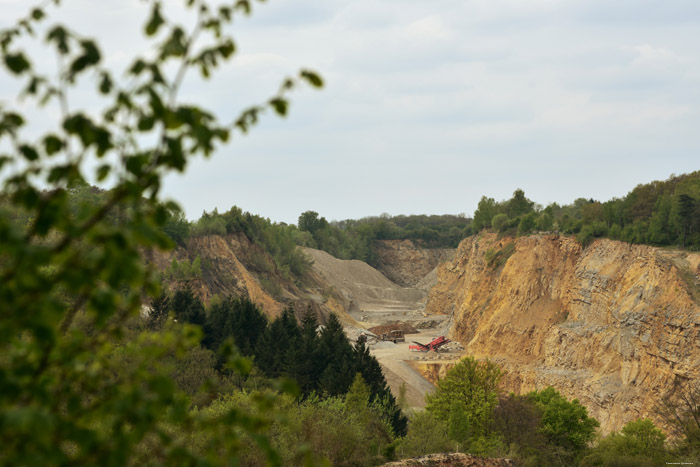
[2,0,699,223]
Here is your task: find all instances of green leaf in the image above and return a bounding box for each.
[129,59,147,76]
[19,144,39,161]
[300,69,323,88]
[22,76,43,96]
[219,6,232,21]
[269,98,288,116]
[42,135,64,155]
[0,112,25,135]
[4,53,31,75]
[235,0,252,15]
[46,25,70,55]
[160,27,187,59]
[30,9,45,21]
[137,115,155,131]
[68,40,101,78]
[145,3,165,37]
[219,39,235,59]
[96,164,111,181]
[99,72,113,94]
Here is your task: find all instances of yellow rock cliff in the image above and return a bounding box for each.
[425,232,700,433]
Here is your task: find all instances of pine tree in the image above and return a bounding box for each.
[255,307,300,378]
[147,292,170,330]
[289,309,322,396]
[170,288,206,326]
[316,313,354,396]
[203,297,267,356]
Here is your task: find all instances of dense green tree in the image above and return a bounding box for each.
[316,313,355,396]
[536,212,554,231]
[507,189,535,218]
[353,338,407,436]
[425,356,501,438]
[491,213,509,231]
[581,419,668,467]
[255,307,301,378]
[345,373,372,414]
[162,204,191,246]
[527,387,599,461]
[284,309,322,396]
[298,210,327,235]
[448,401,471,451]
[204,296,268,356]
[397,411,452,458]
[647,194,673,244]
[471,172,700,250]
[492,393,550,463]
[517,212,538,235]
[677,194,696,248]
[147,291,170,330]
[473,196,498,232]
[170,288,206,327]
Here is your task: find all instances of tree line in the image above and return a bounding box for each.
[472,171,700,249]
[163,206,472,273]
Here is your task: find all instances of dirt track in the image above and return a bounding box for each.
[372,330,464,408]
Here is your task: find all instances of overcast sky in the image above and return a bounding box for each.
[2,0,699,224]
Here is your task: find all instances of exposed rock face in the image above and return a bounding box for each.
[374,240,454,288]
[382,453,516,466]
[147,233,288,318]
[425,232,700,433]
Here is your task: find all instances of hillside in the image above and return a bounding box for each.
[425,232,700,433]
[148,234,449,325]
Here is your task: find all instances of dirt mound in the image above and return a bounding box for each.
[303,248,426,316]
[369,323,419,335]
[382,453,516,466]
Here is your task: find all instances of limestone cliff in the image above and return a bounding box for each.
[425,232,700,433]
[373,239,454,288]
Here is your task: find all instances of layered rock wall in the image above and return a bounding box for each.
[373,240,454,288]
[426,232,700,432]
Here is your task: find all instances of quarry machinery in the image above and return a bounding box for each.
[379,329,405,343]
[409,335,450,352]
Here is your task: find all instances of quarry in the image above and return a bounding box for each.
[152,232,700,434]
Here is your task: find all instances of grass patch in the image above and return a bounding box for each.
[678,266,700,305]
[485,242,516,269]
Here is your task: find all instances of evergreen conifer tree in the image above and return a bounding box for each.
[316,313,355,396]
[170,288,206,326]
[147,292,170,330]
[255,307,301,378]
[204,297,267,356]
[288,309,322,396]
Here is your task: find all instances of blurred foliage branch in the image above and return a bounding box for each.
[0,0,321,464]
